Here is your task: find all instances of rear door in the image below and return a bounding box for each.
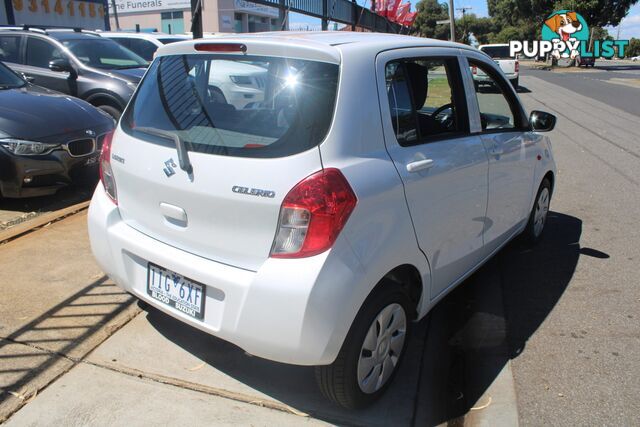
[112,51,340,272]
[377,48,489,298]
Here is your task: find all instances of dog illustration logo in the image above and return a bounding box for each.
[542,10,589,59]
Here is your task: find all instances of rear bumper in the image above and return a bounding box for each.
[88,184,365,365]
[0,147,99,198]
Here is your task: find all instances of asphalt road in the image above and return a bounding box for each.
[508,66,640,425]
[525,62,640,116]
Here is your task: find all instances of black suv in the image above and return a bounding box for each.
[0,28,148,119]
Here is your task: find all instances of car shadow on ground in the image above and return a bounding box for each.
[143,211,585,426]
[418,211,585,425]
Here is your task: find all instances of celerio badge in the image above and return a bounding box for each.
[232,186,276,198]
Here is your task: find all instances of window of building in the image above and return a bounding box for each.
[161,11,184,34]
[234,13,243,32]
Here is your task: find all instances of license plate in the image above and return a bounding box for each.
[147,263,206,320]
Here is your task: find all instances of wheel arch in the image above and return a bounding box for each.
[85,91,125,111]
[543,170,555,195]
[369,264,423,320]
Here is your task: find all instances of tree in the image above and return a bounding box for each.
[627,38,640,57]
[414,0,453,40]
[458,14,499,44]
[487,0,639,41]
[555,0,639,28]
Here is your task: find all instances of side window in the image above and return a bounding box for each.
[469,61,517,131]
[0,36,21,63]
[386,57,468,146]
[26,37,64,68]
[110,37,130,49]
[127,39,157,62]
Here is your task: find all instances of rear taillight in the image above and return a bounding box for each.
[99,131,117,204]
[270,168,357,258]
[515,60,519,72]
[472,65,477,75]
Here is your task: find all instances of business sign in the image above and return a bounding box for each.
[234,0,278,18]
[510,10,629,59]
[110,0,190,14]
[6,0,108,29]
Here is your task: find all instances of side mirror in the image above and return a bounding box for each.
[21,73,34,83]
[529,110,556,132]
[49,58,74,73]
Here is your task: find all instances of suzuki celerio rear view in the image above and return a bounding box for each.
[89,33,557,408]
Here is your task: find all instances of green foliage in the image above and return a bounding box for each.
[627,38,640,57]
[458,14,499,44]
[591,26,613,41]
[413,0,638,45]
[555,0,638,27]
[414,0,451,40]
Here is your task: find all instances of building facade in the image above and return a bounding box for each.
[109,0,283,34]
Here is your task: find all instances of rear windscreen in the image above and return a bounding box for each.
[480,46,513,59]
[122,54,339,158]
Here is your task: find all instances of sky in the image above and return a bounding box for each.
[289,0,640,39]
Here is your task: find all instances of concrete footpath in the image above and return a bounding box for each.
[0,212,140,422]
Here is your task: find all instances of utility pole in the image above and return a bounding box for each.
[190,0,203,39]
[616,21,622,40]
[448,0,455,42]
[456,6,472,43]
[110,0,120,31]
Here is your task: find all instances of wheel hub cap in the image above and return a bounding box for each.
[357,303,407,394]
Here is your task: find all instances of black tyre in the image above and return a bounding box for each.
[511,77,519,90]
[97,104,122,121]
[522,178,552,244]
[315,283,412,409]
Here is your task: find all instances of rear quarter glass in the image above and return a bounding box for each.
[121,54,340,158]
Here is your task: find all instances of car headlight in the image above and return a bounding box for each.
[0,138,60,155]
[230,75,253,85]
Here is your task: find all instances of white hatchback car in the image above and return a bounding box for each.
[89,32,557,408]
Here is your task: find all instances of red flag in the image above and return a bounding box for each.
[403,11,417,26]
[386,0,402,19]
[375,0,388,17]
[394,3,410,23]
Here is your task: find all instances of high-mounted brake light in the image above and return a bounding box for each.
[270,169,357,259]
[99,131,117,205]
[194,43,247,53]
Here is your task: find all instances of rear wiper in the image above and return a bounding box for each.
[135,127,193,174]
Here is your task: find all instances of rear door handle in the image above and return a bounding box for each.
[406,159,435,173]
